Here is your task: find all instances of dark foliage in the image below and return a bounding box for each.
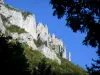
[50,0,100,47]
[32,59,53,75]
[0,32,87,75]
[50,0,100,75]
[0,33,30,75]
[5,25,27,34]
[34,38,43,47]
[86,49,100,75]
[32,58,87,75]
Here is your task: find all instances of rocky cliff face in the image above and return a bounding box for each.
[0,4,67,64]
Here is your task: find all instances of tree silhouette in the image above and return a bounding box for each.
[86,49,100,75]
[32,59,53,75]
[50,0,100,75]
[0,33,30,75]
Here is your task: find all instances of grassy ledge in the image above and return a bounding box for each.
[5,25,27,34]
[3,4,33,20]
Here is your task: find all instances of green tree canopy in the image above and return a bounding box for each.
[0,33,30,75]
[50,0,100,48]
[50,0,100,74]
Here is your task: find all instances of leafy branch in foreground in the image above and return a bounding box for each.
[50,0,100,74]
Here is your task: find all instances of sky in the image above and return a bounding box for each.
[4,0,98,69]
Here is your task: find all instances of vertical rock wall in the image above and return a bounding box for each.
[0,4,68,64]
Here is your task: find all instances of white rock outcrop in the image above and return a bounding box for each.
[10,33,37,50]
[37,23,48,42]
[0,4,37,39]
[39,45,61,64]
[0,4,67,64]
[0,15,6,33]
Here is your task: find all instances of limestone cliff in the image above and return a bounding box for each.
[0,3,67,64]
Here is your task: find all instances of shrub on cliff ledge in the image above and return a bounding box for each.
[34,38,43,47]
[4,4,19,12]
[5,25,27,34]
[3,4,32,20]
[0,14,10,25]
[22,11,32,20]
